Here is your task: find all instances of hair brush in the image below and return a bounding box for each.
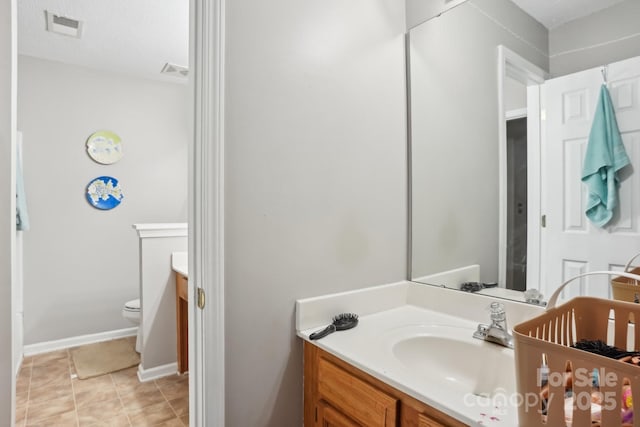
[309,313,359,340]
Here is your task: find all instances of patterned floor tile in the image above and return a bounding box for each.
[18,343,189,426]
[127,401,177,426]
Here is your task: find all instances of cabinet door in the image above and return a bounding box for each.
[418,413,446,427]
[318,400,361,427]
[318,358,397,427]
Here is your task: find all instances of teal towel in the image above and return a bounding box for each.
[581,84,630,228]
[16,144,30,231]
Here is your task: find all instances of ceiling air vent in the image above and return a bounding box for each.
[45,10,83,38]
[161,63,189,78]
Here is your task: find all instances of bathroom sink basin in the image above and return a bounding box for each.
[387,325,516,397]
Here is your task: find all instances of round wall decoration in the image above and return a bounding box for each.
[86,130,123,164]
[86,176,124,210]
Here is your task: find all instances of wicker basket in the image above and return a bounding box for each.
[612,253,640,303]
[513,271,640,427]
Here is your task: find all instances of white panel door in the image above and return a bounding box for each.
[541,56,640,301]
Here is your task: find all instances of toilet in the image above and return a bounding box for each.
[122,299,142,353]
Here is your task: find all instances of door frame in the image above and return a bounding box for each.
[497,45,546,289]
[6,1,18,424]
[189,0,226,425]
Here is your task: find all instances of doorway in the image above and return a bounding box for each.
[505,116,528,291]
[14,1,196,425]
[497,45,546,290]
[8,0,225,425]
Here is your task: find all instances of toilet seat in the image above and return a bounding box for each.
[122,299,140,322]
[122,298,142,353]
[123,299,140,313]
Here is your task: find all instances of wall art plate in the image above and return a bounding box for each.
[86,130,123,164]
[86,176,124,210]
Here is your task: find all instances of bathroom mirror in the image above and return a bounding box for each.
[409,0,640,302]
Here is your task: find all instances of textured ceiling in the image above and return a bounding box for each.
[511,0,627,29]
[18,0,627,79]
[18,0,188,82]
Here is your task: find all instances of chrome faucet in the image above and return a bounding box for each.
[473,302,514,349]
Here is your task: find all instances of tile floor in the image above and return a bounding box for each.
[15,340,189,427]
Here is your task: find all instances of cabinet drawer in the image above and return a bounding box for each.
[318,400,360,427]
[418,413,446,427]
[318,358,397,427]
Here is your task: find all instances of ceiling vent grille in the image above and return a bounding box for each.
[45,11,83,38]
[161,63,189,78]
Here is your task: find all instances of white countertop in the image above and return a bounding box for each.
[171,251,188,277]
[296,281,543,426]
[132,222,188,238]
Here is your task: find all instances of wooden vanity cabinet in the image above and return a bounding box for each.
[304,342,467,427]
[175,273,188,374]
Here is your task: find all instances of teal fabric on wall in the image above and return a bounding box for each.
[16,143,30,231]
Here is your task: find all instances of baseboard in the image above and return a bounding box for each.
[23,327,138,356]
[137,362,178,382]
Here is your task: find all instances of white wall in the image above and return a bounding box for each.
[549,0,640,77]
[18,56,188,345]
[409,0,547,283]
[504,76,527,113]
[224,0,407,425]
[0,0,16,424]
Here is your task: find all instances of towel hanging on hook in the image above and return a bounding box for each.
[581,79,630,227]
